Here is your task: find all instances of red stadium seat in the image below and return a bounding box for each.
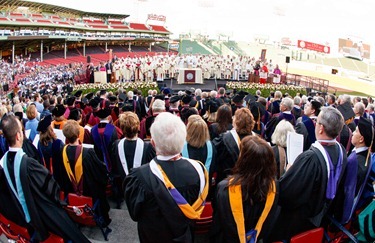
[290,227,324,243]
[63,193,112,240]
[194,201,213,234]
[0,213,64,243]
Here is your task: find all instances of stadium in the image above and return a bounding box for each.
[0,0,375,243]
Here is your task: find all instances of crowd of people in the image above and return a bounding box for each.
[0,72,374,242]
[0,53,374,242]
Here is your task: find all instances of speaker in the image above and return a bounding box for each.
[87,55,91,63]
[286,56,290,63]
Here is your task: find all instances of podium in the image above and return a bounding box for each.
[177,68,203,84]
[94,71,107,83]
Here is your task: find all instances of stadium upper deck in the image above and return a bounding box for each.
[0,0,171,59]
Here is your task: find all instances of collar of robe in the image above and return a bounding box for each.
[229,179,276,243]
[149,158,208,220]
[62,145,83,192]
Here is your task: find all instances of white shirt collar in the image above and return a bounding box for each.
[283,111,291,114]
[100,120,109,124]
[9,147,22,152]
[157,153,181,161]
[354,146,369,154]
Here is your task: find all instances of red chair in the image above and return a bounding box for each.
[63,193,112,240]
[195,201,213,234]
[0,213,64,243]
[290,227,324,243]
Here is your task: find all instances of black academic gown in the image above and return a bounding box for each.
[212,131,247,185]
[4,151,90,242]
[111,139,155,194]
[211,179,280,243]
[124,157,203,243]
[295,116,316,151]
[355,149,369,194]
[271,144,347,241]
[209,123,233,141]
[184,142,217,200]
[58,146,111,226]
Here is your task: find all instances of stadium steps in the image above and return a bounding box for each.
[179,40,212,55]
[197,41,216,55]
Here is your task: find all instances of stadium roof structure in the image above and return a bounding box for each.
[0,0,130,19]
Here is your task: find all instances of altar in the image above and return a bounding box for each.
[177,68,203,84]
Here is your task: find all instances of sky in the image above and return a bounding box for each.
[27,0,374,50]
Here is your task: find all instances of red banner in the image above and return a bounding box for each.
[298,40,330,54]
[185,70,196,83]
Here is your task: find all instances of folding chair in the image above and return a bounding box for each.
[194,201,213,234]
[63,193,112,241]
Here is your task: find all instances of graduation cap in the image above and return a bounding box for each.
[207,99,219,113]
[169,95,180,104]
[68,108,81,121]
[108,95,117,103]
[337,103,355,121]
[85,92,94,100]
[74,90,83,98]
[185,89,192,96]
[246,94,256,103]
[37,114,52,133]
[121,102,134,112]
[232,94,244,104]
[66,96,76,106]
[118,92,127,102]
[52,104,66,117]
[189,100,198,108]
[249,101,261,119]
[155,94,165,101]
[181,95,192,104]
[100,89,107,96]
[95,100,111,119]
[89,97,100,109]
[358,117,374,147]
[162,88,172,95]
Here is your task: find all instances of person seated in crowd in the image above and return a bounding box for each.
[211,135,279,243]
[125,112,209,243]
[0,115,90,242]
[61,120,111,227]
[213,108,255,186]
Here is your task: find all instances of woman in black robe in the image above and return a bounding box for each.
[211,135,280,243]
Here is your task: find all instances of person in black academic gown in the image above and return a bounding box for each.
[212,108,255,186]
[36,115,64,178]
[271,107,349,241]
[61,120,111,226]
[112,112,155,199]
[0,115,90,242]
[124,112,209,243]
[211,136,279,243]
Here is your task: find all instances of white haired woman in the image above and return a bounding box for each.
[271,120,296,178]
